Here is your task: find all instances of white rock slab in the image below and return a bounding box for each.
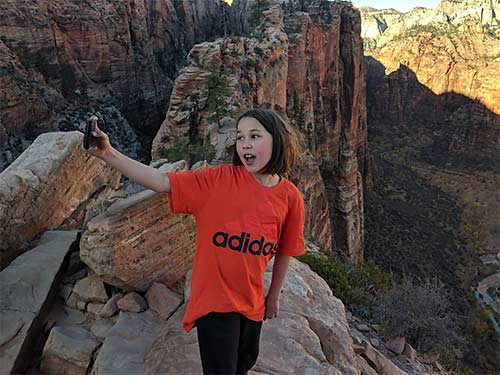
[91,310,162,375]
[0,230,78,374]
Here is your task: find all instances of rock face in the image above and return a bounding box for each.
[0,34,142,171]
[0,131,120,268]
[285,4,368,262]
[151,5,333,253]
[151,5,289,162]
[362,0,500,171]
[360,0,500,114]
[0,0,242,170]
[366,60,499,170]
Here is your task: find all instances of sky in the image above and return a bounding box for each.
[352,0,441,13]
[221,0,441,14]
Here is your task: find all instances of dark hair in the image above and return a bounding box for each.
[232,108,299,175]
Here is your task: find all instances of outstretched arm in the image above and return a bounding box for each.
[102,147,170,193]
[265,253,292,320]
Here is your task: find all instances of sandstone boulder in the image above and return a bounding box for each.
[361,342,408,375]
[117,292,148,313]
[99,293,123,319]
[0,131,120,268]
[385,336,406,355]
[80,161,196,291]
[72,274,109,303]
[145,282,183,320]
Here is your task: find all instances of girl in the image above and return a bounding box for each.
[84,108,305,374]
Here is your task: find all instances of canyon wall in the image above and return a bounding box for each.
[0,0,243,169]
[361,0,499,169]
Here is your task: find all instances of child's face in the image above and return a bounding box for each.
[236,117,274,175]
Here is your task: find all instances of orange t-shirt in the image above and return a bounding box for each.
[167,164,305,333]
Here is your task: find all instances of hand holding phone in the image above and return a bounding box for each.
[83,115,98,150]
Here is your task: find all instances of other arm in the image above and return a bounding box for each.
[265,252,292,319]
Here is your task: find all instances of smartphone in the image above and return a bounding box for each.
[83,116,96,150]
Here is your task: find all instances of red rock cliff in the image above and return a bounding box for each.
[285,4,368,263]
[152,4,368,262]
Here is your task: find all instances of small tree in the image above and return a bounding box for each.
[204,60,231,127]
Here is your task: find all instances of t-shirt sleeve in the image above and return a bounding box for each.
[167,165,221,215]
[277,186,305,257]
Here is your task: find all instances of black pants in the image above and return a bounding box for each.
[195,312,263,375]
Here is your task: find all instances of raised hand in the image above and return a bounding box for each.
[82,116,112,159]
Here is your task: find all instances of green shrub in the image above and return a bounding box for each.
[435,348,471,375]
[188,141,216,164]
[160,136,216,165]
[464,307,500,373]
[161,136,189,163]
[298,253,390,307]
[298,253,351,301]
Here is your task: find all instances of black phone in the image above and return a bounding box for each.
[83,117,94,150]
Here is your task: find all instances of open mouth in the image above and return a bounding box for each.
[243,154,256,164]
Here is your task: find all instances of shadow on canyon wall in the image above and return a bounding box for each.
[365,56,499,174]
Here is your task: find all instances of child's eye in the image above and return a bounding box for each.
[251,135,260,139]
[237,136,244,141]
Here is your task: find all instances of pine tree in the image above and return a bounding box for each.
[204,60,231,127]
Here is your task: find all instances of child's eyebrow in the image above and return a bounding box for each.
[236,128,262,133]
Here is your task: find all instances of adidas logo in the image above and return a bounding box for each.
[212,231,278,256]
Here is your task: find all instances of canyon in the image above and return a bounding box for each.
[0,0,498,373]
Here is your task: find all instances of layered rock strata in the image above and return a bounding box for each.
[0,131,120,268]
[151,5,289,161]
[366,60,500,169]
[80,161,196,291]
[0,0,232,120]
